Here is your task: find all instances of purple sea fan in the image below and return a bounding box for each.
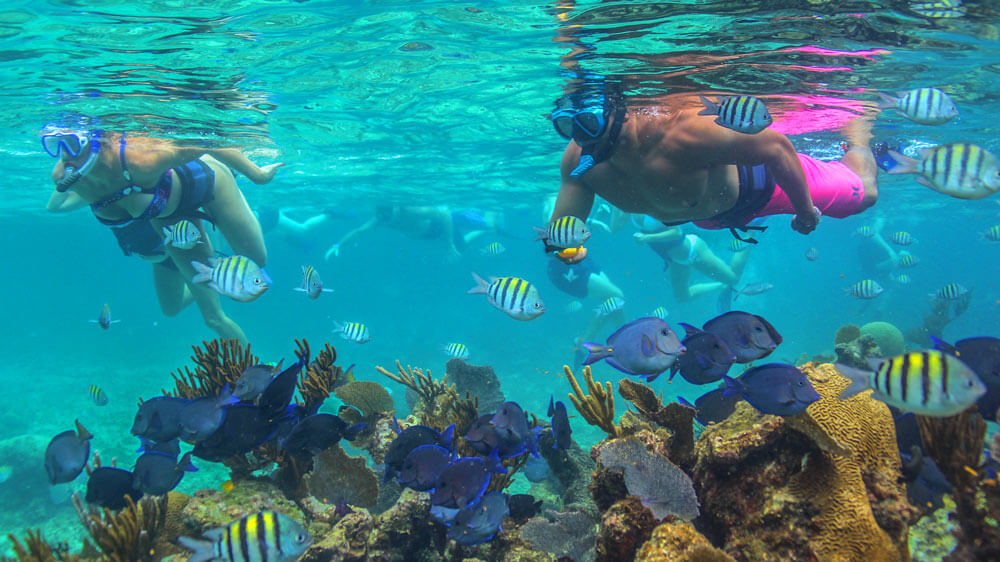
[598,438,700,520]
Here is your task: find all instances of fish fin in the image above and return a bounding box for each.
[697,95,719,116]
[835,363,873,400]
[876,92,899,109]
[529,426,542,458]
[677,396,695,408]
[486,448,508,474]
[442,424,456,451]
[344,423,366,441]
[696,353,711,369]
[189,261,213,284]
[467,272,489,294]
[293,287,307,292]
[179,452,198,472]
[721,375,743,398]
[915,176,934,189]
[74,420,93,441]
[644,371,662,383]
[929,336,956,355]
[217,384,239,407]
[886,151,917,175]
[547,396,555,417]
[532,226,548,242]
[580,342,613,365]
[177,536,216,562]
[865,357,885,371]
[640,334,656,357]
[679,323,701,337]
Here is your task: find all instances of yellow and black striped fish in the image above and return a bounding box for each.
[877,87,958,124]
[896,254,920,269]
[982,225,1000,242]
[854,225,875,238]
[889,142,1000,200]
[480,242,506,256]
[191,255,270,303]
[594,296,626,315]
[162,219,202,249]
[837,350,985,416]
[533,216,591,251]
[931,283,968,301]
[88,384,108,406]
[295,265,332,300]
[888,231,915,246]
[698,95,773,134]
[468,272,545,321]
[847,279,883,299]
[442,342,470,360]
[335,321,370,343]
[728,239,749,252]
[178,510,312,562]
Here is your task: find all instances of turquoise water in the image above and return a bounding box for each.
[3,0,1000,556]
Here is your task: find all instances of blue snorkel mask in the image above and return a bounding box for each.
[551,91,624,178]
[42,130,102,192]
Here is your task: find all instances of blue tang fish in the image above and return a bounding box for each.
[581,317,686,381]
[191,403,278,462]
[703,311,782,363]
[85,467,142,510]
[132,451,197,496]
[669,323,737,385]
[447,491,509,546]
[679,388,741,425]
[45,420,93,485]
[383,422,454,482]
[398,444,452,491]
[132,396,188,443]
[280,413,363,458]
[431,456,504,509]
[723,363,820,416]
[548,396,572,449]
[177,385,239,443]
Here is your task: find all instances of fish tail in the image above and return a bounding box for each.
[580,342,613,365]
[876,91,899,109]
[74,419,93,441]
[721,375,743,398]
[886,150,917,175]
[190,260,213,284]
[467,272,489,294]
[532,226,548,242]
[697,95,719,116]
[179,452,198,472]
[177,536,215,562]
[834,363,873,400]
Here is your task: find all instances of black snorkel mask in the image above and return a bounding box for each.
[551,93,624,178]
[42,130,102,192]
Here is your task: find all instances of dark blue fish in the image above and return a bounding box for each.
[280,413,363,457]
[669,323,737,385]
[582,317,685,381]
[466,414,538,459]
[548,396,572,449]
[192,403,278,462]
[722,363,819,416]
[131,396,188,443]
[931,335,1000,416]
[86,467,142,510]
[132,451,197,495]
[491,401,530,446]
[703,311,782,363]
[431,457,499,509]
[257,355,308,423]
[383,422,455,482]
[679,389,741,425]
[178,385,239,443]
[900,446,952,510]
[447,491,508,546]
[508,494,542,521]
[522,454,551,483]
[45,420,93,485]
[398,444,452,491]
[137,438,181,456]
[233,360,283,401]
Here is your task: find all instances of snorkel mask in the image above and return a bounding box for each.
[42,130,102,192]
[551,92,624,178]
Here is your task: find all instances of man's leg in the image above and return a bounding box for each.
[840,109,880,212]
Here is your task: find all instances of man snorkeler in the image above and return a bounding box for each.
[546,86,879,251]
[43,128,281,342]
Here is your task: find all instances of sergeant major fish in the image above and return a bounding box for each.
[594,296,625,316]
[191,255,270,302]
[836,350,986,416]
[89,303,121,330]
[294,265,333,299]
[847,279,884,299]
[162,219,202,249]
[334,321,370,344]
[88,384,108,406]
[888,143,1000,200]
[930,282,969,301]
[443,342,470,360]
[877,87,958,125]
[468,273,545,321]
[698,95,773,134]
[179,510,312,562]
[533,216,591,252]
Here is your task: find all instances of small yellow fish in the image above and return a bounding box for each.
[221,480,235,492]
[556,246,585,259]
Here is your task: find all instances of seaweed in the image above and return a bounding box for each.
[564,365,619,438]
[73,493,168,562]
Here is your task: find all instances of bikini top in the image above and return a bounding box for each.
[91,135,172,227]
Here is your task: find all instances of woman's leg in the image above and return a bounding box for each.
[691,237,749,286]
[579,272,626,342]
[202,157,267,266]
[152,261,192,316]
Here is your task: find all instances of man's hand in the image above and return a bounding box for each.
[791,206,821,235]
[252,162,284,184]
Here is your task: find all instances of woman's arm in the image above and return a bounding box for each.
[46,188,89,213]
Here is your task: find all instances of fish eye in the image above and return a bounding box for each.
[533,303,542,309]
[755,326,763,332]
[253,278,262,285]
[297,533,307,542]
[661,329,670,335]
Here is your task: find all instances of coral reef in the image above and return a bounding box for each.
[519,509,598,562]
[165,338,258,399]
[536,429,598,515]
[861,321,905,356]
[694,363,914,561]
[834,324,861,345]
[73,493,168,562]
[181,479,304,533]
[635,521,735,562]
[596,496,657,562]
[376,360,480,434]
[296,339,353,413]
[445,358,505,414]
[5,529,84,562]
[618,379,697,470]
[597,438,699,521]
[334,381,394,419]
[904,292,971,345]
[908,496,957,562]
[564,365,619,438]
[915,411,998,560]
[304,444,379,511]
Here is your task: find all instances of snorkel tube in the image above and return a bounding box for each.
[56,130,101,192]
[569,105,625,179]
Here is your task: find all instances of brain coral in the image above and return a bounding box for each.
[861,321,905,356]
[693,363,913,562]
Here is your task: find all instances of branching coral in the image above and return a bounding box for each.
[376,360,450,410]
[617,379,697,469]
[916,410,998,561]
[565,365,619,438]
[296,339,352,413]
[376,360,479,433]
[73,493,168,562]
[5,529,82,562]
[164,338,258,399]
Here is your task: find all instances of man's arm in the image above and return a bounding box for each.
[549,146,596,222]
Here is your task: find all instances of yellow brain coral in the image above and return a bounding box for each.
[693,363,912,562]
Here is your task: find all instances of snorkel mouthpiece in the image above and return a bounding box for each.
[56,148,99,192]
[570,153,596,178]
